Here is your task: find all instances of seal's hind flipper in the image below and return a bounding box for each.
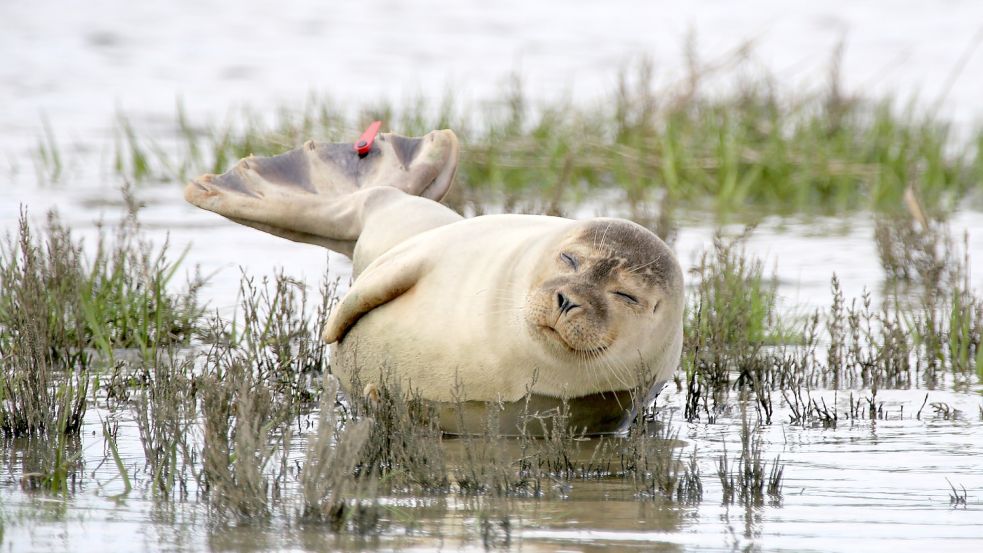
[183,129,459,250]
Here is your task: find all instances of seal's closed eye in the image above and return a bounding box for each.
[612,291,640,305]
[560,252,578,269]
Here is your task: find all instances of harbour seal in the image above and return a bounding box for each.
[184,128,683,434]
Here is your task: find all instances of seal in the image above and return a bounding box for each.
[184,129,683,434]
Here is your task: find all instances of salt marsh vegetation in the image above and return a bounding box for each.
[3,58,983,550]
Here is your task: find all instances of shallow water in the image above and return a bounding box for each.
[3,385,982,552]
[3,2,983,552]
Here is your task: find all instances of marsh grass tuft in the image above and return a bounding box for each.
[946,478,968,507]
[0,212,194,439]
[133,350,198,499]
[0,195,203,364]
[190,270,337,517]
[717,404,784,507]
[0,212,91,438]
[200,359,291,519]
[219,270,336,405]
[300,378,377,530]
[34,116,62,184]
[0,191,207,497]
[624,415,704,505]
[344,369,448,494]
[114,115,152,183]
[875,216,953,286]
[682,229,784,423]
[876,215,983,381]
[444,377,544,498]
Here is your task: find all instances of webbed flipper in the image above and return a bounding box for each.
[184,129,459,255]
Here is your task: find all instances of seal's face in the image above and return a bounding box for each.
[524,219,684,388]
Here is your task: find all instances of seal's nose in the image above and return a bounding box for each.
[556,291,581,316]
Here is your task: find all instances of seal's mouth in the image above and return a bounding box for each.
[537,325,609,356]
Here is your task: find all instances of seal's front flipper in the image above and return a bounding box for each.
[184,129,459,252]
[322,242,430,343]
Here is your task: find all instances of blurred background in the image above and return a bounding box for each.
[4,0,983,136]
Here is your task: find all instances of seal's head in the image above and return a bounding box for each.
[524,218,684,392]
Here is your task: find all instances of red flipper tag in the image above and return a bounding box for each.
[354,120,382,156]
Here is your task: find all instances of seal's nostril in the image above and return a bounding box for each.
[556,292,580,315]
